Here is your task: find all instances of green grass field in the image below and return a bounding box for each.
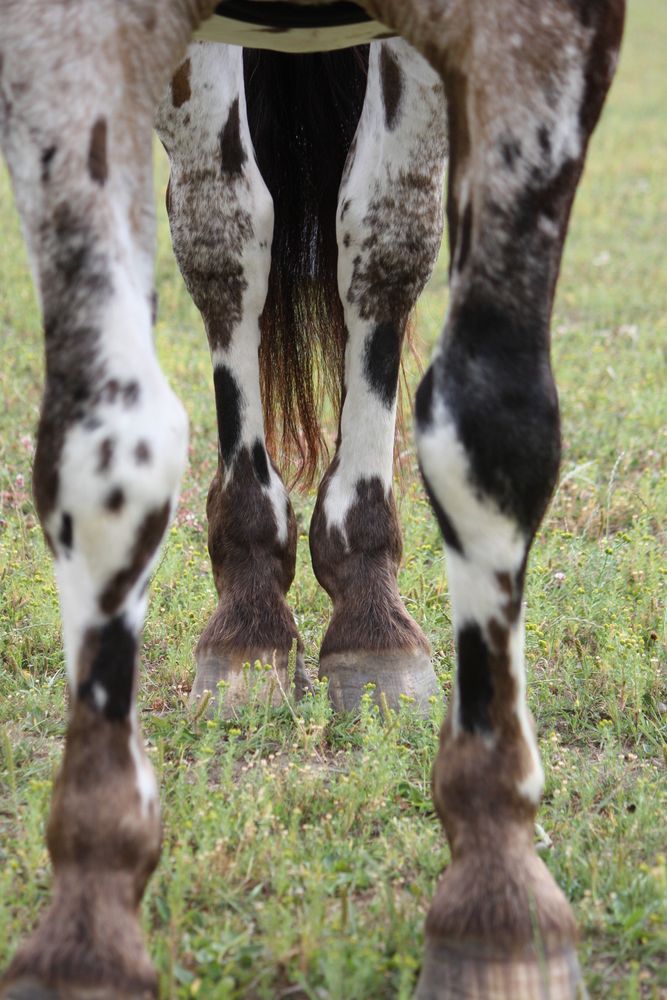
[1,3,665,997]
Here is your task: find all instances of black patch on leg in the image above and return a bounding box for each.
[33,204,112,521]
[496,571,522,624]
[88,117,108,186]
[364,322,400,408]
[105,487,125,513]
[134,440,151,465]
[97,437,114,473]
[500,137,522,170]
[380,47,404,130]
[100,378,119,405]
[213,365,242,465]
[415,365,434,431]
[41,145,56,183]
[122,380,140,407]
[443,297,561,534]
[220,98,247,176]
[578,1,625,136]
[59,512,73,551]
[457,623,494,733]
[567,0,595,28]
[515,158,581,238]
[78,615,136,720]
[251,439,270,486]
[537,126,551,157]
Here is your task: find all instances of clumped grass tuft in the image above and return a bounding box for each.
[0,2,665,997]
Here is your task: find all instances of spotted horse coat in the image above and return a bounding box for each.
[0,1,624,999]
[156,28,448,718]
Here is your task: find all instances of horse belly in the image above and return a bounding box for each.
[194,1,393,52]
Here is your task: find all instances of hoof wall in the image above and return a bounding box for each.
[319,649,440,716]
[191,647,312,718]
[414,940,587,1000]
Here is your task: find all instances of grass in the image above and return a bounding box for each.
[0,2,665,997]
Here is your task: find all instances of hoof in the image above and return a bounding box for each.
[414,940,587,1000]
[2,878,159,1000]
[191,645,313,718]
[0,979,155,1000]
[319,648,440,715]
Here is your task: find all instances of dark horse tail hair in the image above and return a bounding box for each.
[243,47,369,488]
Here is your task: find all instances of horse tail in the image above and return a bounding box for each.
[244,47,369,488]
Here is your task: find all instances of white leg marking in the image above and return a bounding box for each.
[420,404,543,800]
[264,469,289,547]
[325,38,446,536]
[418,406,527,570]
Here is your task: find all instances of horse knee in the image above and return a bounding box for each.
[35,363,188,598]
[416,306,560,551]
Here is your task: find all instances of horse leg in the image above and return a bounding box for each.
[310,39,448,714]
[352,1,624,995]
[0,2,207,995]
[156,43,309,716]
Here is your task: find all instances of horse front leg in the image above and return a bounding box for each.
[0,2,211,995]
[156,43,310,717]
[355,1,625,996]
[310,38,448,714]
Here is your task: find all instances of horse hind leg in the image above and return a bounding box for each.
[0,2,204,996]
[357,0,625,996]
[309,38,448,714]
[156,43,310,717]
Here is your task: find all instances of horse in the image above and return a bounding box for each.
[0,1,625,998]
